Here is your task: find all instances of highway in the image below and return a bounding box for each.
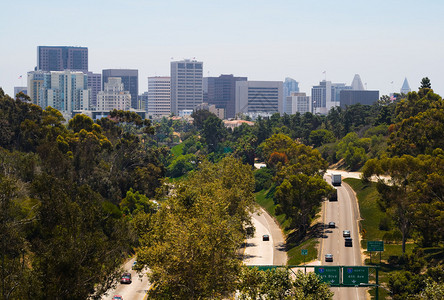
[101,258,149,300]
[244,207,287,266]
[322,174,368,300]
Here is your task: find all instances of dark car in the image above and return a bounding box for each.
[328,222,335,228]
[329,188,338,201]
[262,234,270,241]
[120,272,132,284]
[345,237,353,247]
[325,254,333,262]
[112,296,123,300]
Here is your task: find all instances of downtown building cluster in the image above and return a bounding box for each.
[20,45,399,121]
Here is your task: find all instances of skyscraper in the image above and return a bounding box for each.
[235,81,283,118]
[148,76,171,118]
[102,69,139,109]
[87,72,101,110]
[285,92,311,114]
[96,77,131,111]
[27,70,46,106]
[400,78,411,94]
[203,74,247,119]
[311,80,351,114]
[283,77,300,98]
[351,74,365,90]
[43,70,89,116]
[37,46,88,72]
[170,59,203,115]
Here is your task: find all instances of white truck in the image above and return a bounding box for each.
[331,174,342,186]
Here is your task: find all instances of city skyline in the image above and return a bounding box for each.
[1,0,443,98]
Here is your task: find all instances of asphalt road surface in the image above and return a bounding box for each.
[244,208,287,266]
[322,174,368,300]
[101,258,150,300]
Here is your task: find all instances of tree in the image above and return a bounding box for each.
[308,129,336,148]
[237,267,333,299]
[420,77,431,89]
[137,158,255,299]
[275,173,333,234]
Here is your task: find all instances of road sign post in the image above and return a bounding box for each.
[367,241,384,252]
[315,266,340,286]
[342,267,369,286]
[301,249,308,273]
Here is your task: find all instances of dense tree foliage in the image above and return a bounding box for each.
[137,157,255,299]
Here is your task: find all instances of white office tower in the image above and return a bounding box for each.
[96,77,131,111]
[45,70,90,117]
[400,78,411,94]
[170,59,203,115]
[285,92,312,114]
[235,81,283,119]
[148,76,171,118]
[311,80,351,114]
[27,70,46,106]
[351,74,365,90]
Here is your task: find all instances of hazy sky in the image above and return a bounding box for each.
[1,0,443,97]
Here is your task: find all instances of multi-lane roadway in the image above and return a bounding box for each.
[322,174,367,300]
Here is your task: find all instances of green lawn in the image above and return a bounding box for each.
[170,143,184,157]
[344,178,416,300]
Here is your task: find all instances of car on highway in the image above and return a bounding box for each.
[262,234,270,241]
[343,230,350,237]
[328,222,335,228]
[345,237,353,247]
[112,296,123,300]
[120,272,132,284]
[325,254,333,262]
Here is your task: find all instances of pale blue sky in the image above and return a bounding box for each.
[1,0,443,97]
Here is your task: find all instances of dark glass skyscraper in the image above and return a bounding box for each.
[102,69,139,109]
[37,46,88,72]
[204,74,247,119]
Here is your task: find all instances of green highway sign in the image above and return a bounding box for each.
[301,249,308,255]
[315,266,340,286]
[367,241,384,252]
[342,267,369,286]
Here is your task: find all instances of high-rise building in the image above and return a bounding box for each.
[43,70,89,117]
[170,59,203,115]
[339,90,379,108]
[148,76,171,118]
[203,74,247,119]
[139,92,149,113]
[285,92,311,114]
[87,72,101,110]
[14,86,27,97]
[102,69,139,109]
[283,77,300,98]
[311,80,351,114]
[27,70,46,106]
[351,74,365,90]
[96,77,131,111]
[235,81,283,118]
[400,78,411,94]
[37,46,88,72]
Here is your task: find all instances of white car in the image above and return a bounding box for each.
[343,230,350,237]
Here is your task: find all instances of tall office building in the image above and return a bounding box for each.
[203,74,247,119]
[102,69,139,109]
[27,70,46,106]
[285,92,311,114]
[235,81,283,118]
[43,70,89,117]
[96,77,131,111]
[351,74,365,90]
[37,46,88,72]
[340,90,379,108]
[170,59,203,115]
[139,92,149,113]
[14,86,27,97]
[87,72,101,110]
[148,76,171,118]
[311,80,351,114]
[400,78,411,94]
[283,77,300,98]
